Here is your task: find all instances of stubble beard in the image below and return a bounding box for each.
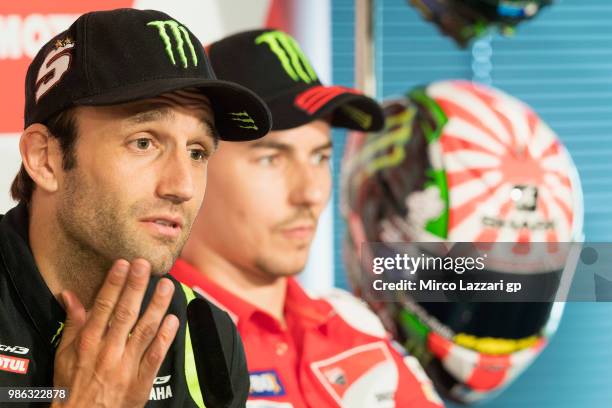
[54,169,191,305]
[251,208,318,279]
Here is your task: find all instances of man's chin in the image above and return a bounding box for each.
[123,246,180,276]
[255,256,309,278]
[273,267,304,278]
[140,232,189,272]
[146,257,176,276]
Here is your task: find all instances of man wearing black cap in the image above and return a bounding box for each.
[0,9,272,408]
[172,29,443,407]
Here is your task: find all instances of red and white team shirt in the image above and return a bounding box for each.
[171,260,444,408]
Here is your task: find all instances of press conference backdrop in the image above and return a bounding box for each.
[332,0,612,406]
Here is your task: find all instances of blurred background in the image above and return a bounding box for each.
[331,1,612,406]
[1,0,610,406]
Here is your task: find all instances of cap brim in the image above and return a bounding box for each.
[74,78,272,141]
[265,85,384,132]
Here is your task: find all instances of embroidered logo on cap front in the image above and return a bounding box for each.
[147,20,198,68]
[34,37,75,103]
[255,31,317,84]
[249,370,286,397]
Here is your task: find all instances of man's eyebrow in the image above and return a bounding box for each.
[249,140,333,152]
[249,140,293,151]
[313,141,333,151]
[125,104,219,149]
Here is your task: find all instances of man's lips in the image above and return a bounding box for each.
[139,215,184,239]
[279,224,316,240]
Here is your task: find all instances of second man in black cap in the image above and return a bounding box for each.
[173,29,444,408]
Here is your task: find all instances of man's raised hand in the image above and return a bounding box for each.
[51,259,179,408]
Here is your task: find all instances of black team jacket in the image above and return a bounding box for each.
[0,203,249,407]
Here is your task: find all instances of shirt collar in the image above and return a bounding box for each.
[171,259,334,330]
[0,203,66,348]
[284,277,334,327]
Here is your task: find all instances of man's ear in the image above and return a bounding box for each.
[19,124,63,194]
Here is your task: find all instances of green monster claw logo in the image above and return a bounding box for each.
[229,111,259,130]
[341,105,373,130]
[51,321,65,348]
[255,31,318,83]
[147,20,198,68]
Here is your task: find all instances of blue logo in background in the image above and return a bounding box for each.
[249,370,286,397]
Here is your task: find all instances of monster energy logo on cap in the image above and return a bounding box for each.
[255,31,318,84]
[229,111,258,130]
[147,20,198,68]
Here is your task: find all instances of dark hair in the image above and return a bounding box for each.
[10,109,78,204]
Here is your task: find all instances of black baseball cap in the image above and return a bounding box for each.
[207,29,384,132]
[24,8,272,141]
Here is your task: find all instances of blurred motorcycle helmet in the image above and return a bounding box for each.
[409,0,553,47]
[341,80,583,404]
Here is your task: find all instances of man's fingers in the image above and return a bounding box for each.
[105,259,151,345]
[57,290,86,349]
[126,278,175,360]
[138,314,179,386]
[84,259,130,339]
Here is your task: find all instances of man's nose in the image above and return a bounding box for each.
[156,149,195,204]
[288,161,326,207]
